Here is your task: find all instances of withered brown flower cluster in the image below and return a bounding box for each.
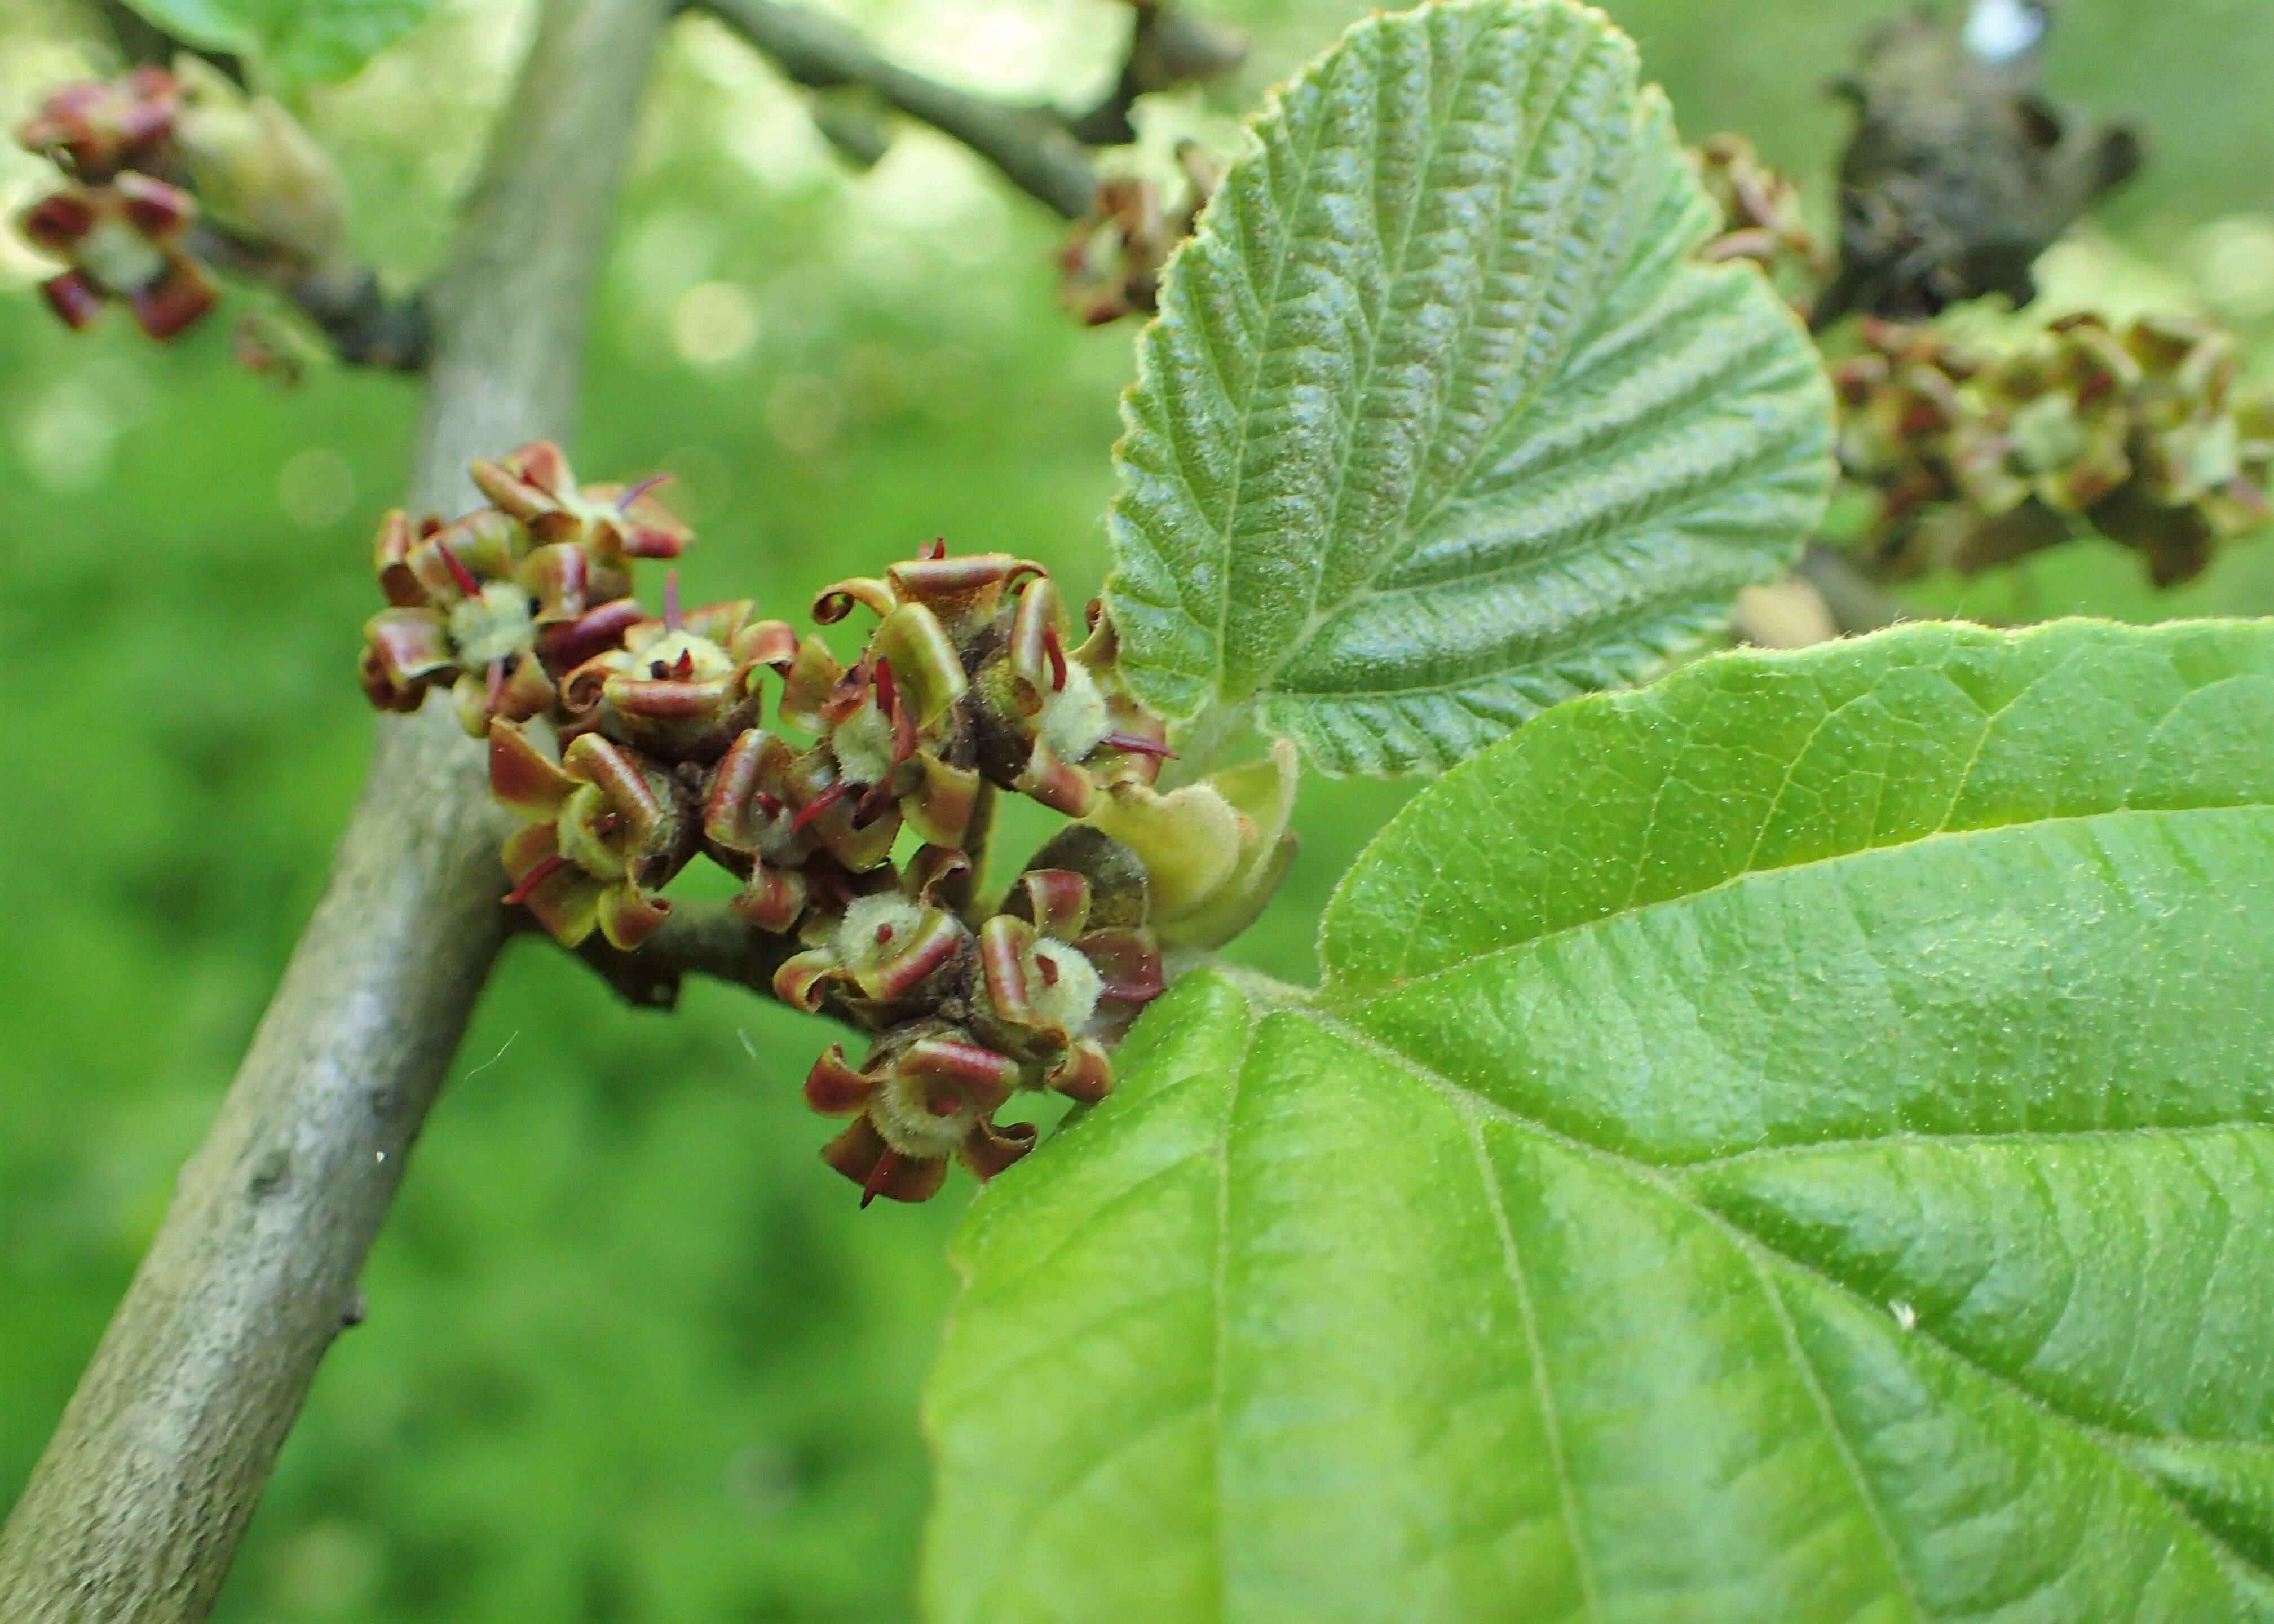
[358,444,1296,1204]
[1833,314,2274,587]
[12,60,344,341]
[1690,133,1834,319]
[1057,143,1219,326]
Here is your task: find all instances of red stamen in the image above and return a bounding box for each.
[754,791,784,819]
[662,569,683,633]
[926,1092,962,1117]
[920,536,946,561]
[441,545,482,599]
[1041,626,1068,692]
[501,851,570,906]
[1037,956,1059,987]
[671,648,695,680]
[1101,731,1177,760]
[876,923,897,945]
[619,472,672,511]
[860,1146,904,1208]
[593,811,622,838]
[791,778,853,831]
[872,657,898,723]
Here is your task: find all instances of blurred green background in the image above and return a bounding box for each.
[3,0,2271,1618]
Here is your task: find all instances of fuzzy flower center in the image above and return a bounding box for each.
[636,628,735,684]
[1025,938,1102,1034]
[870,1068,974,1159]
[1037,660,1111,764]
[449,581,536,667]
[833,893,928,969]
[832,698,897,785]
[76,217,166,293]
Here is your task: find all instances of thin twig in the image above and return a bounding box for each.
[0,0,674,1616]
[1063,1,1247,146]
[572,903,818,1012]
[697,0,1100,218]
[191,226,432,370]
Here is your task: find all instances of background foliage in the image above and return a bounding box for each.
[2,0,2271,1618]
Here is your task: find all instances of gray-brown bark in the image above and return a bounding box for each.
[0,0,672,1616]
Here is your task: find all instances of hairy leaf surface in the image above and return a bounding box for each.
[926,620,2274,1623]
[1103,0,1834,776]
[126,0,438,82]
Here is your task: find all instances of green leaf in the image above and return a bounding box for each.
[925,619,2274,1623]
[1102,0,1834,778]
[121,0,438,83]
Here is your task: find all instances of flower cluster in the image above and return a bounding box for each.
[356,445,1297,1204]
[15,68,210,338]
[1057,143,1218,326]
[1833,314,2274,586]
[12,59,345,341]
[1691,133,1832,316]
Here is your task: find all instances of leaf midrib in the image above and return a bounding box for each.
[1270,25,1626,705]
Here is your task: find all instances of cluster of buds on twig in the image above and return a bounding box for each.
[356,445,1297,1204]
[1690,133,1834,317]
[12,59,346,343]
[1058,142,1218,326]
[1833,313,2274,586]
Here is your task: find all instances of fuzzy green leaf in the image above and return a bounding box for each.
[926,619,2274,1623]
[122,0,438,83]
[1103,0,1834,777]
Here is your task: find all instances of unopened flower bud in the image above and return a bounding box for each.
[171,56,347,270]
[1081,739,1297,951]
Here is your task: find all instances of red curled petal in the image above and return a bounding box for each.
[820,1118,948,1206]
[772,948,842,1012]
[960,1117,1038,1182]
[851,911,966,1004]
[803,1045,877,1115]
[703,729,771,850]
[562,732,666,841]
[1010,869,1092,941]
[37,271,104,330]
[731,617,799,676]
[114,173,194,239]
[488,720,579,817]
[898,1035,1022,1113]
[606,675,733,719]
[1014,743,1096,817]
[903,843,972,908]
[127,260,215,340]
[598,883,671,952]
[538,598,647,673]
[1045,1038,1116,1104]
[811,577,897,624]
[20,192,98,251]
[730,862,806,933]
[978,916,1041,1029]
